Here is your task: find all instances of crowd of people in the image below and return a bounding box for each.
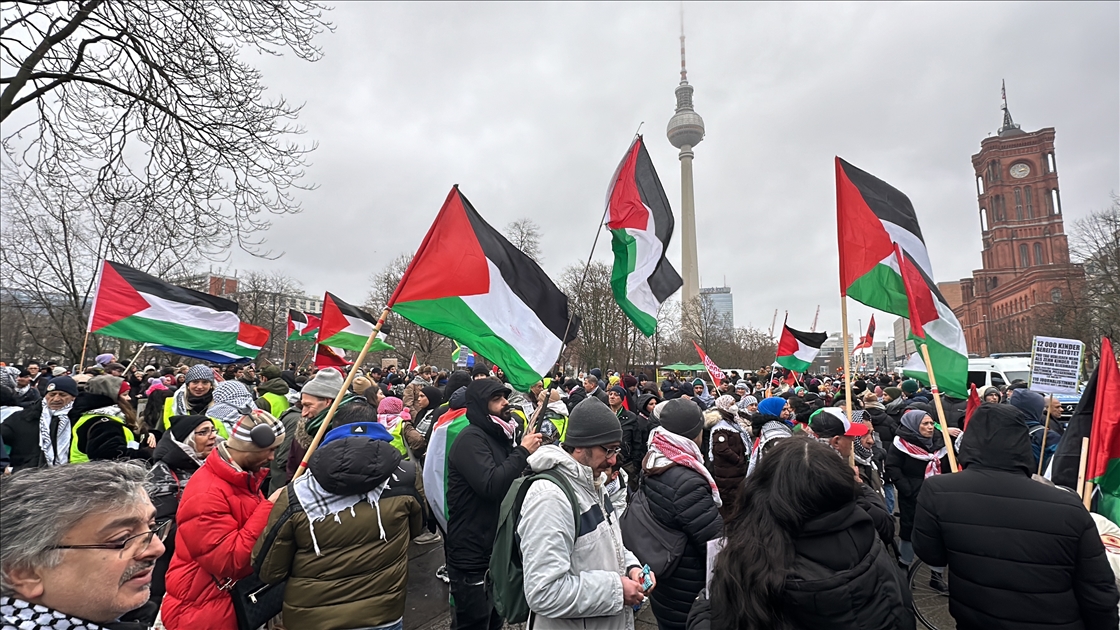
[0,354,1117,630]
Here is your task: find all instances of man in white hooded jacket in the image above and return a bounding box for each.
[517,397,654,630]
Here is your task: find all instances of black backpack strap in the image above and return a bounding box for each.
[251,484,305,574]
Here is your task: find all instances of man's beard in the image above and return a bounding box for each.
[496,406,513,422]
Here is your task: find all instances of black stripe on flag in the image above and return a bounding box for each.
[459,191,580,343]
[109,261,237,313]
[837,159,926,246]
[288,309,307,325]
[787,326,828,349]
[325,293,377,323]
[633,138,684,303]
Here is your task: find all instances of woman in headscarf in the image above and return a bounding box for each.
[886,409,952,571]
[708,395,750,518]
[690,378,714,410]
[412,385,444,437]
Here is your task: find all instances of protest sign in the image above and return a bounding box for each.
[1029,336,1084,394]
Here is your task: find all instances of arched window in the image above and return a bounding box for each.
[1014,188,1023,220]
[1033,242,1044,265]
[1025,186,1034,218]
[1019,244,1030,268]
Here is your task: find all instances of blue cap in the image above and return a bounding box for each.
[322,421,393,446]
[757,397,787,417]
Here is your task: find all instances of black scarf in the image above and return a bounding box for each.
[186,391,213,414]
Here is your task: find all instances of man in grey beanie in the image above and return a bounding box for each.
[516,397,652,628]
[277,367,355,492]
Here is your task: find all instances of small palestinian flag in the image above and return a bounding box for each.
[606,136,683,336]
[287,310,321,341]
[388,186,579,391]
[854,315,876,352]
[155,322,271,363]
[317,293,394,353]
[314,344,351,370]
[423,407,469,531]
[836,157,968,398]
[88,260,242,353]
[776,325,826,373]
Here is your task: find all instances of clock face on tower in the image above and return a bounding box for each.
[1010,163,1030,179]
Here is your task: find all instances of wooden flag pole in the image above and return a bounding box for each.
[293,308,391,481]
[840,296,855,466]
[1037,401,1053,476]
[919,343,960,473]
[1076,436,1090,501]
[78,330,92,371]
[1083,481,1095,510]
[123,343,149,374]
[283,336,289,367]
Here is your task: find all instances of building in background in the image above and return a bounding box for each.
[940,89,1085,356]
[700,286,733,328]
[892,317,917,360]
[811,332,855,374]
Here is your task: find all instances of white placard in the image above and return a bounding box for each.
[706,537,726,593]
[1029,336,1084,394]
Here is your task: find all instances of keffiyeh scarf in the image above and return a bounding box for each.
[893,435,947,478]
[38,400,73,466]
[646,426,722,507]
[1,596,105,629]
[293,469,392,556]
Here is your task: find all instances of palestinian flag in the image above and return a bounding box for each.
[606,136,683,336]
[854,315,876,352]
[387,186,579,391]
[836,157,969,398]
[314,344,351,370]
[88,260,242,353]
[154,322,270,364]
[287,310,321,341]
[963,383,981,430]
[776,325,826,373]
[408,353,418,373]
[317,293,394,353]
[422,407,469,532]
[1086,337,1120,522]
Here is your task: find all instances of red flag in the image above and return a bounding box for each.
[314,345,350,370]
[1087,337,1120,485]
[408,353,419,373]
[894,243,938,339]
[963,383,981,429]
[854,315,876,352]
[784,371,798,387]
[692,340,725,385]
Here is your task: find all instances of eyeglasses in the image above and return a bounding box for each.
[598,445,623,457]
[193,428,216,437]
[50,520,171,559]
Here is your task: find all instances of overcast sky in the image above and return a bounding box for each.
[225,1,1119,345]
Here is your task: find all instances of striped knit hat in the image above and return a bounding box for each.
[227,408,285,452]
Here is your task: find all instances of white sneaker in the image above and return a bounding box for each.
[436,564,449,583]
[413,531,441,545]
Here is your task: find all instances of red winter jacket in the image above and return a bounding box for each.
[160,448,274,630]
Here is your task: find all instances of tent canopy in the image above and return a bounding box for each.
[660,363,706,372]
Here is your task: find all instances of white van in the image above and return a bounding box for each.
[966,355,1032,390]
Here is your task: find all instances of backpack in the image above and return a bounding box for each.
[489,467,583,623]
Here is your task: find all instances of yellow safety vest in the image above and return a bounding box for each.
[388,421,408,458]
[70,413,136,464]
[161,396,229,439]
[260,392,290,417]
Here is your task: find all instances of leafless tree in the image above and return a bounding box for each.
[504,218,543,263]
[1,0,331,256]
[229,270,306,363]
[0,166,198,364]
[560,261,637,372]
[366,253,454,369]
[1070,196,1120,359]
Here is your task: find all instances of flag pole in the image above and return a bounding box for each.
[78,330,91,370]
[767,313,788,398]
[283,336,289,367]
[841,296,856,467]
[123,343,148,374]
[1037,401,1053,476]
[293,308,391,481]
[1076,436,1090,501]
[919,343,960,473]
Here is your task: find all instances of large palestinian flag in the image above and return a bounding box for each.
[317,293,393,353]
[387,186,579,391]
[287,310,321,341]
[836,157,968,398]
[423,407,469,531]
[155,322,271,363]
[606,136,683,336]
[1086,337,1120,522]
[88,260,243,353]
[776,325,827,372]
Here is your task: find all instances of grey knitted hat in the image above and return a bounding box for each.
[302,367,344,400]
[659,398,704,440]
[185,364,215,384]
[563,397,622,447]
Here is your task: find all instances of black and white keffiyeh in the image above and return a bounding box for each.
[1,596,105,630]
[38,400,74,467]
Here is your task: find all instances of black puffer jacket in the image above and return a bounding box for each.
[885,424,948,540]
[148,428,207,604]
[912,404,1119,630]
[862,403,897,446]
[641,461,724,630]
[445,379,529,572]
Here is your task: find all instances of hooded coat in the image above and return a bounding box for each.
[69,391,152,463]
[912,404,1119,630]
[1009,389,1062,472]
[254,437,426,629]
[445,378,530,572]
[885,413,948,541]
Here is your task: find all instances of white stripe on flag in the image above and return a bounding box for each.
[137,292,240,333]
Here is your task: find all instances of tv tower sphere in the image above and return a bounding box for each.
[667,81,705,149]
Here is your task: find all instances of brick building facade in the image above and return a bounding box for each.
[944,100,1085,356]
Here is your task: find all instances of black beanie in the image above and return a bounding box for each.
[563,398,622,447]
[169,414,213,442]
[658,398,704,440]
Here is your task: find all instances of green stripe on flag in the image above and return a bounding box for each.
[847,262,909,318]
[776,355,812,373]
[902,334,969,399]
[97,316,239,353]
[443,414,469,523]
[610,228,658,336]
[1091,457,1120,525]
[393,296,542,390]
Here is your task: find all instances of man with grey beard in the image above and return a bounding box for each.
[0,461,168,629]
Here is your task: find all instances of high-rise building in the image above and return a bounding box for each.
[944,85,1085,355]
[667,23,704,307]
[700,286,733,327]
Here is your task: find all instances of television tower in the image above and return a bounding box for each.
[666,11,704,307]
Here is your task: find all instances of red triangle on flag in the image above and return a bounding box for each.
[388,187,490,306]
[90,261,150,332]
[894,243,939,338]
